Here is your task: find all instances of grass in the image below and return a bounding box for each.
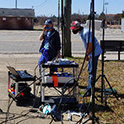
[66,57,124,124]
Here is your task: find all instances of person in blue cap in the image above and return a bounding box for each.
[70,21,102,96]
[38,19,61,70]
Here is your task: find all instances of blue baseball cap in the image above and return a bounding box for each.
[44,19,52,25]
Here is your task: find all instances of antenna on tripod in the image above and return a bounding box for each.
[95,0,118,107]
[80,1,100,123]
[91,0,96,123]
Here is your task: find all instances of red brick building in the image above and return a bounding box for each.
[0,8,35,30]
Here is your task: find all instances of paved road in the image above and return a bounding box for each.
[0,30,85,54]
[0,28,124,57]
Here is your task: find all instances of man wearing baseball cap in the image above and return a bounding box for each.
[70,21,102,96]
[38,19,61,70]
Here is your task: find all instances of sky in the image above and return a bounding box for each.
[0,0,124,16]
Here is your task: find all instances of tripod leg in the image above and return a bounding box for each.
[76,114,86,124]
[101,74,104,103]
[104,76,119,100]
[101,75,108,106]
[95,75,106,103]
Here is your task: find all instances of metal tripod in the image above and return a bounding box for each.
[77,0,99,123]
[95,19,119,106]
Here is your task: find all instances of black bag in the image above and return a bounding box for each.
[18,83,31,97]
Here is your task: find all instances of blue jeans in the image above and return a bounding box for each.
[38,48,57,73]
[38,48,49,69]
[86,55,99,91]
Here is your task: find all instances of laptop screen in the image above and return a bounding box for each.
[7,66,19,76]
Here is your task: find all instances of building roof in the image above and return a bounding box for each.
[106,14,121,17]
[0,8,35,17]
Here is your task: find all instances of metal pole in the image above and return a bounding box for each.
[101,0,105,104]
[91,0,95,123]
[101,0,107,104]
[101,19,105,103]
[58,0,60,32]
[15,0,17,8]
[103,0,105,13]
[106,6,107,15]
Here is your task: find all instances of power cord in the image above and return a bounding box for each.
[47,4,93,121]
[3,66,47,124]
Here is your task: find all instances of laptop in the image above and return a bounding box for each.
[7,66,35,79]
[7,66,20,77]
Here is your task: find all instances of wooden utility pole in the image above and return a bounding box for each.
[61,0,64,58]
[64,0,72,57]
[58,0,60,32]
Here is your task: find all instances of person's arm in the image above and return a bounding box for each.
[86,42,92,55]
[39,26,46,41]
[85,30,93,61]
[86,42,92,61]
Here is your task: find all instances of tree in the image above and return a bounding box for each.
[71,13,88,23]
[98,12,106,20]
[64,0,71,57]
[114,14,121,25]
[121,11,124,18]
